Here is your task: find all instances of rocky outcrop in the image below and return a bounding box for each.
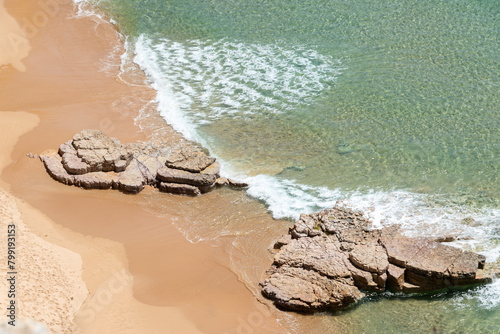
[58,130,132,175]
[40,154,118,190]
[40,130,246,196]
[260,206,498,312]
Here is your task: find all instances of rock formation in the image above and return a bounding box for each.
[260,206,498,312]
[40,130,246,195]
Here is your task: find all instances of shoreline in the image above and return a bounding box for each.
[0,1,291,333]
[2,1,498,333]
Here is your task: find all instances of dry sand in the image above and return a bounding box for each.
[0,1,289,333]
[0,112,205,334]
[0,111,87,333]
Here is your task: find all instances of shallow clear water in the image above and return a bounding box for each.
[97,0,499,197]
[82,0,499,332]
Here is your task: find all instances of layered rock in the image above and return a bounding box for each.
[157,166,216,189]
[59,130,132,174]
[165,150,216,173]
[40,130,245,196]
[260,206,498,312]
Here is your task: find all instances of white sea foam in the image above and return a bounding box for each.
[98,41,122,75]
[241,170,500,311]
[475,278,500,310]
[245,174,342,220]
[131,33,499,265]
[71,0,127,78]
[452,278,500,310]
[133,35,201,142]
[245,173,500,261]
[72,0,107,21]
[133,35,344,130]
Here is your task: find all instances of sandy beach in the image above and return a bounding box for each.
[3,0,498,333]
[0,0,289,333]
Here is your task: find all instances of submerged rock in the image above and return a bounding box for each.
[227,179,249,189]
[158,182,201,196]
[260,206,498,312]
[39,130,239,196]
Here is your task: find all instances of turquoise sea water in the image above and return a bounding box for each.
[80,0,499,332]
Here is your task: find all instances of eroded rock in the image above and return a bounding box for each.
[349,243,388,275]
[71,129,132,173]
[227,179,249,189]
[387,264,406,291]
[273,234,292,250]
[40,152,117,189]
[261,266,363,312]
[165,150,216,173]
[158,182,201,196]
[157,166,216,187]
[39,130,228,196]
[61,152,89,175]
[117,159,145,194]
[40,153,75,186]
[260,206,498,312]
[200,161,221,178]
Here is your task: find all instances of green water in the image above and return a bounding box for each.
[85,0,499,332]
[100,0,499,202]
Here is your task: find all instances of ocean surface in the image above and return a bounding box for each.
[77,0,499,332]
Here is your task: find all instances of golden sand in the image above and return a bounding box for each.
[0,1,288,333]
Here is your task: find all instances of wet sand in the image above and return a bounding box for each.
[0,0,290,333]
